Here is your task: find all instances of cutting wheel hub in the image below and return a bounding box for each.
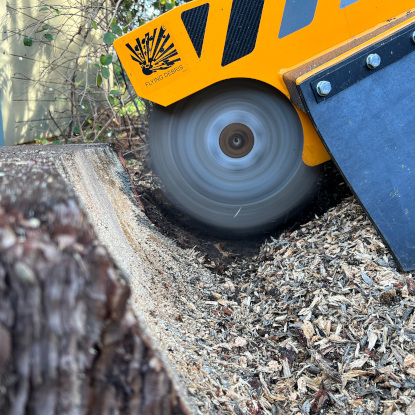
[219,123,255,158]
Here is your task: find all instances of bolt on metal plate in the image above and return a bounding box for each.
[366,53,381,69]
[316,81,332,96]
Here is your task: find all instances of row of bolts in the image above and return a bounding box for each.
[316,30,415,97]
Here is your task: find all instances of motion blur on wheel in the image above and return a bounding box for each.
[115,0,415,269]
[149,80,319,233]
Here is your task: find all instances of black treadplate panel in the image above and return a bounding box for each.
[298,47,415,271]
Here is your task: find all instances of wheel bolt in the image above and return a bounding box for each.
[366,53,381,69]
[316,81,332,97]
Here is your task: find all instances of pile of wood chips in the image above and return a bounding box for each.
[149,196,415,414]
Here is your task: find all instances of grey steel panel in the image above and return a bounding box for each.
[278,0,318,39]
[298,50,415,271]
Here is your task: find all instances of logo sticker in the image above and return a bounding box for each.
[126,26,181,76]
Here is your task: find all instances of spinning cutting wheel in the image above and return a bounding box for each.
[149,81,319,233]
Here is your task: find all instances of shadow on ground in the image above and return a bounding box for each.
[122,144,352,271]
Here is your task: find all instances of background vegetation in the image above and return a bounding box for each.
[2,0,190,145]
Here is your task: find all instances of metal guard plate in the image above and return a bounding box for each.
[298,24,415,271]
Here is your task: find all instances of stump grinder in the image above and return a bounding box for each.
[114,0,415,271]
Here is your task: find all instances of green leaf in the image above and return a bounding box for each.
[23,37,33,47]
[166,1,175,10]
[88,119,93,124]
[109,96,115,106]
[94,63,101,69]
[91,20,98,30]
[100,54,113,66]
[112,25,122,36]
[40,7,49,11]
[103,32,116,45]
[42,24,54,30]
[123,27,129,34]
[97,74,102,87]
[44,34,53,41]
[73,125,81,134]
[110,90,120,96]
[101,66,110,79]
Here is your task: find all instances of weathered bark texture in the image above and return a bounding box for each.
[0,150,190,415]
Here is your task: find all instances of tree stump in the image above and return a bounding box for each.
[0,150,190,415]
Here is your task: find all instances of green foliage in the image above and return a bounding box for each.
[101,66,110,79]
[100,54,113,66]
[13,0,190,143]
[23,36,32,46]
[112,25,122,36]
[103,32,116,45]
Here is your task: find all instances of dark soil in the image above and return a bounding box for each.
[121,142,352,271]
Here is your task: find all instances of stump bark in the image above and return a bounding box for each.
[0,149,190,415]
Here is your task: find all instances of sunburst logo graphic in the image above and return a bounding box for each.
[126,26,181,76]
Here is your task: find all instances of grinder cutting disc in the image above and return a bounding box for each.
[149,80,319,234]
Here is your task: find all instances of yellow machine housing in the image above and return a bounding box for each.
[114,0,415,166]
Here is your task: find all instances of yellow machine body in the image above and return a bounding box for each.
[114,0,414,166]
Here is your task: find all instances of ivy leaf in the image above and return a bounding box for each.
[109,96,115,106]
[94,63,101,69]
[110,90,120,96]
[91,20,98,30]
[101,66,110,79]
[97,74,102,87]
[42,24,54,30]
[103,32,116,45]
[100,54,113,66]
[23,37,33,47]
[73,125,81,134]
[112,25,122,36]
[44,34,53,41]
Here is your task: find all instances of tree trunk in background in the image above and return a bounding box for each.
[0,155,190,415]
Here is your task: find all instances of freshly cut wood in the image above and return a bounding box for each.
[0,149,189,415]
